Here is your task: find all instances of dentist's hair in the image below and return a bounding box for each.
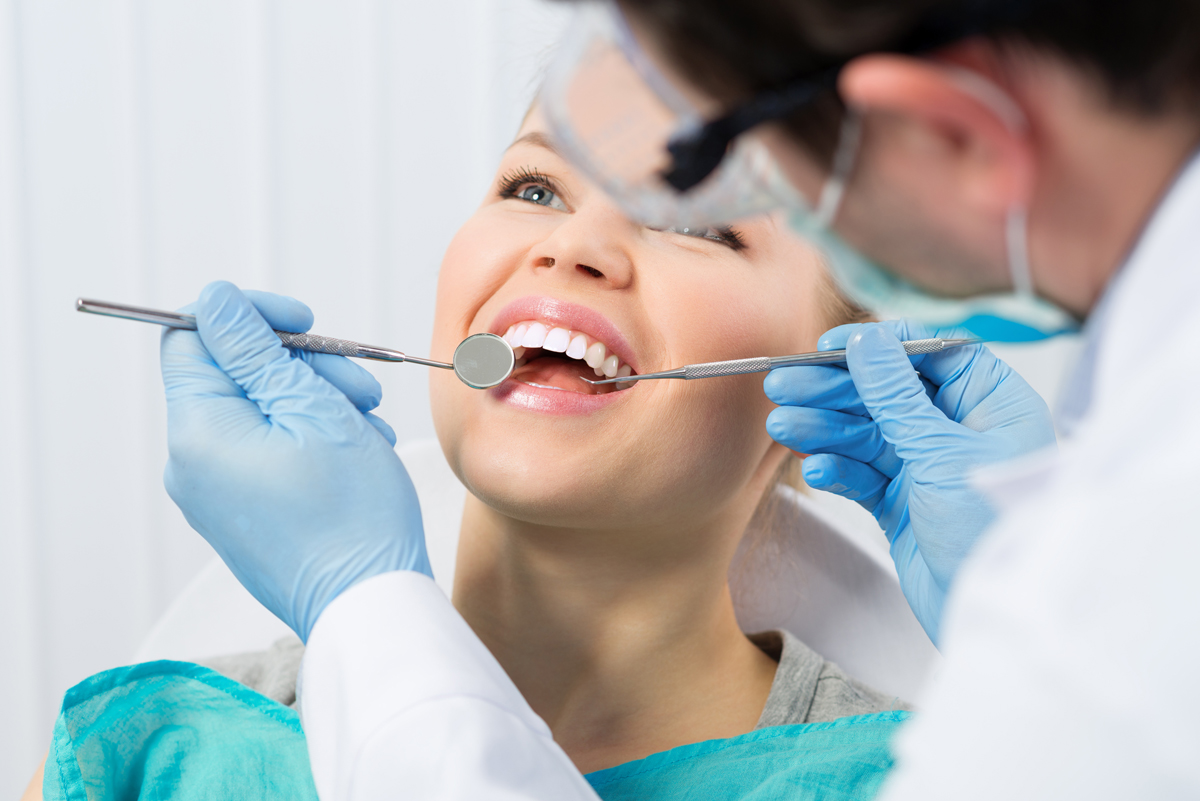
[609,0,1200,165]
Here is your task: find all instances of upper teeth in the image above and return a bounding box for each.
[501,321,634,382]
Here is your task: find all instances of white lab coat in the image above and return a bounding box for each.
[876,150,1200,800]
[300,150,1200,800]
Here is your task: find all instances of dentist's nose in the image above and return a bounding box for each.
[527,204,636,290]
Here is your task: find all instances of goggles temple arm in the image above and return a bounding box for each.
[662,66,842,192]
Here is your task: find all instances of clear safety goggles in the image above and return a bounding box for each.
[540,1,841,229]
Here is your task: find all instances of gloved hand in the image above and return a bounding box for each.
[162,281,431,642]
[764,320,1056,645]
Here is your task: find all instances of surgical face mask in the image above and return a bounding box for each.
[793,111,1080,342]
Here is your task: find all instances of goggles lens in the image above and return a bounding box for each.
[542,3,809,228]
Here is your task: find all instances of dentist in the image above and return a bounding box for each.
[159,0,1200,798]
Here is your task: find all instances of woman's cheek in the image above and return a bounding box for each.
[654,377,778,511]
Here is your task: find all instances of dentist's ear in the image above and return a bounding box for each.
[838,49,1036,213]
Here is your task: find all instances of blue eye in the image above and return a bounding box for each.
[512,183,568,211]
[517,185,557,206]
[498,168,569,211]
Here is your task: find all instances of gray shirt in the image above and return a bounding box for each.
[748,630,909,727]
[204,629,908,725]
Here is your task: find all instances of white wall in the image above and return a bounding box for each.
[0,1,1083,794]
[0,0,569,793]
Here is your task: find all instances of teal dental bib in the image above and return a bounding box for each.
[585,712,908,800]
[47,662,905,800]
[45,661,318,801]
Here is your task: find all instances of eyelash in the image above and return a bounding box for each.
[497,167,560,202]
[708,227,746,251]
[655,224,746,251]
[496,166,746,251]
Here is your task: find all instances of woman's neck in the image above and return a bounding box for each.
[451,498,777,774]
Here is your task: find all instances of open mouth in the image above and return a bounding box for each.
[501,321,638,394]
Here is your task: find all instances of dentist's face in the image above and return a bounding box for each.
[430,108,829,532]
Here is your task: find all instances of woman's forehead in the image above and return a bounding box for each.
[517,101,548,137]
[506,105,565,165]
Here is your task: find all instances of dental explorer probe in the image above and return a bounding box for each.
[583,337,980,385]
[76,298,515,390]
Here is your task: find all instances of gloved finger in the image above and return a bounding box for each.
[297,352,383,413]
[241,290,314,334]
[816,323,863,351]
[841,320,1029,429]
[801,454,889,512]
[819,319,973,352]
[868,319,1015,424]
[766,363,937,416]
[766,405,902,477]
[363,412,397,447]
[230,290,382,413]
[846,324,959,460]
[161,288,378,445]
[195,281,362,426]
[161,322,277,463]
[162,295,317,406]
[764,364,869,416]
[161,318,243,403]
[820,319,997,397]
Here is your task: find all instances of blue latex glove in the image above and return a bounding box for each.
[764,320,1056,645]
[162,281,431,642]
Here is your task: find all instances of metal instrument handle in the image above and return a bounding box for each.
[75,297,423,365]
[586,337,981,385]
[684,356,772,379]
[767,337,977,369]
[274,331,363,358]
[901,337,948,355]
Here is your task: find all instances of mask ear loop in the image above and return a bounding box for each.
[1005,205,1034,297]
[815,109,864,227]
[943,66,1036,298]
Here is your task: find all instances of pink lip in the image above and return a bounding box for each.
[486,296,641,416]
[489,380,629,415]
[489,296,639,372]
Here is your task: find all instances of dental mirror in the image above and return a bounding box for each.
[76,298,517,390]
[452,333,516,389]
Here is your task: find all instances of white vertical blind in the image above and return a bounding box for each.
[0,0,569,793]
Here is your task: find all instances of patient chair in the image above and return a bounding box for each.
[135,439,939,701]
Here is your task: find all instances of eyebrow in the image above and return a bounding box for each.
[507,131,561,155]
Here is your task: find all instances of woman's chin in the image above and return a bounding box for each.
[449,435,649,528]
[465,478,630,529]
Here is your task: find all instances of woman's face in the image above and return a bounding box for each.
[430,108,830,533]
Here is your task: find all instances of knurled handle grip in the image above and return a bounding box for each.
[275,330,361,358]
[684,356,773,379]
[901,338,945,356]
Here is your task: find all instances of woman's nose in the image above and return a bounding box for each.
[526,204,636,290]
